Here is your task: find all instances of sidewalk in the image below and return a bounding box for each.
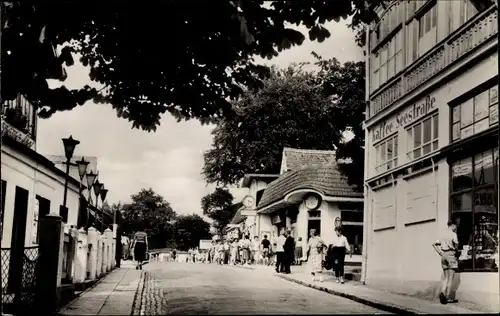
[58,262,142,315]
[277,272,482,315]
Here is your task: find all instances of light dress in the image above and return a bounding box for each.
[307,236,325,273]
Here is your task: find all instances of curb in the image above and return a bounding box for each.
[131,270,145,316]
[276,274,421,315]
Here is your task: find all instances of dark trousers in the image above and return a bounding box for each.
[283,252,292,273]
[275,252,285,272]
[332,246,346,277]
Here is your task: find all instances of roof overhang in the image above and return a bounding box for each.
[241,174,280,188]
[257,188,364,215]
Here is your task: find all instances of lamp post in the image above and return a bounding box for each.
[93,179,103,231]
[75,157,89,228]
[85,170,97,227]
[62,135,80,207]
[100,186,108,232]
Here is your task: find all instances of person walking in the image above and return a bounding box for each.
[283,230,295,274]
[330,226,352,284]
[294,237,304,265]
[261,235,271,266]
[432,220,460,304]
[275,231,287,273]
[223,240,230,265]
[131,228,148,270]
[307,229,326,282]
[251,236,261,265]
[240,235,251,265]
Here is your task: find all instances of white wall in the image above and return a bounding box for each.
[1,145,80,248]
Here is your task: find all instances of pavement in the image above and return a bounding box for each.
[57,261,488,315]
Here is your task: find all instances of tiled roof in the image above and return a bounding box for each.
[283,147,336,172]
[230,207,246,224]
[257,164,363,210]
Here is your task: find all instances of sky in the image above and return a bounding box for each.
[37,19,364,218]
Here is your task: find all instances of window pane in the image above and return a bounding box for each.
[388,38,395,57]
[413,148,421,159]
[387,138,393,161]
[376,145,381,166]
[472,187,498,271]
[394,137,398,158]
[462,125,474,139]
[490,105,498,125]
[425,9,431,33]
[475,150,496,186]
[453,122,461,140]
[419,16,425,38]
[396,51,404,73]
[474,91,489,121]
[452,210,473,270]
[490,86,498,105]
[380,63,387,84]
[474,118,489,134]
[452,192,473,212]
[423,143,431,155]
[396,30,403,52]
[453,105,461,123]
[423,118,432,143]
[460,99,474,127]
[432,140,439,151]
[452,157,473,192]
[433,115,439,139]
[380,47,388,64]
[387,58,395,79]
[413,124,422,148]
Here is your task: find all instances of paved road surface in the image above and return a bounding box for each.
[139,262,388,315]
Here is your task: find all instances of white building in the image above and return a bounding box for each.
[363,0,498,310]
[244,148,363,254]
[1,95,81,249]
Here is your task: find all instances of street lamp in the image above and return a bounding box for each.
[86,170,97,227]
[93,179,103,231]
[100,186,108,231]
[62,135,80,207]
[75,157,89,228]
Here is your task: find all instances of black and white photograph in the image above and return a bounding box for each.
[0,0,498,315]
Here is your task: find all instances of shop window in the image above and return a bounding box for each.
[450,147,498,272]
[452,86,498,142]
[407,113,439,160]
[375,135,398,174]
[418,2,438,56]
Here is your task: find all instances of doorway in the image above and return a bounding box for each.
[307,220,321,239]
[9,186,29,292]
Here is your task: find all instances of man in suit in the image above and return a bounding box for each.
[283,230,295,274]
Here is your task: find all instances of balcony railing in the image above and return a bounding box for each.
[1,94,37,149]
[369,5,498,119]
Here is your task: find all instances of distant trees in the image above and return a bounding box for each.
[201,188,241,237]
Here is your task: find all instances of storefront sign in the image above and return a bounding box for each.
[372,95,436,142]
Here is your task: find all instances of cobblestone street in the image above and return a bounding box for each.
[137,262,386,315]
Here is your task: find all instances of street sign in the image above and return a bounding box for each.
[199,239,212,250]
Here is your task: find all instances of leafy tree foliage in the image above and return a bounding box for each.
[201,188,241,235]
[173,214,211,251]
[2,0,381,131]
[120,188,176,249]
[203,57,365,189]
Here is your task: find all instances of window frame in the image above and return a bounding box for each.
[451,85,498,143]
[374,135,399,174]
[449,147,499,272]
[406,112,439,161]
[371,29,404,93]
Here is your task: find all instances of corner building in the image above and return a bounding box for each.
[363,0,498,310]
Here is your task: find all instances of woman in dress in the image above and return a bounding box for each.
[307,229,326,282]
[132,227,148,270]
[240,235,251,265]
[294,237,303,265]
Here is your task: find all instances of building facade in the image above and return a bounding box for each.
[253,148,364,254]
[363,0,498,310]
